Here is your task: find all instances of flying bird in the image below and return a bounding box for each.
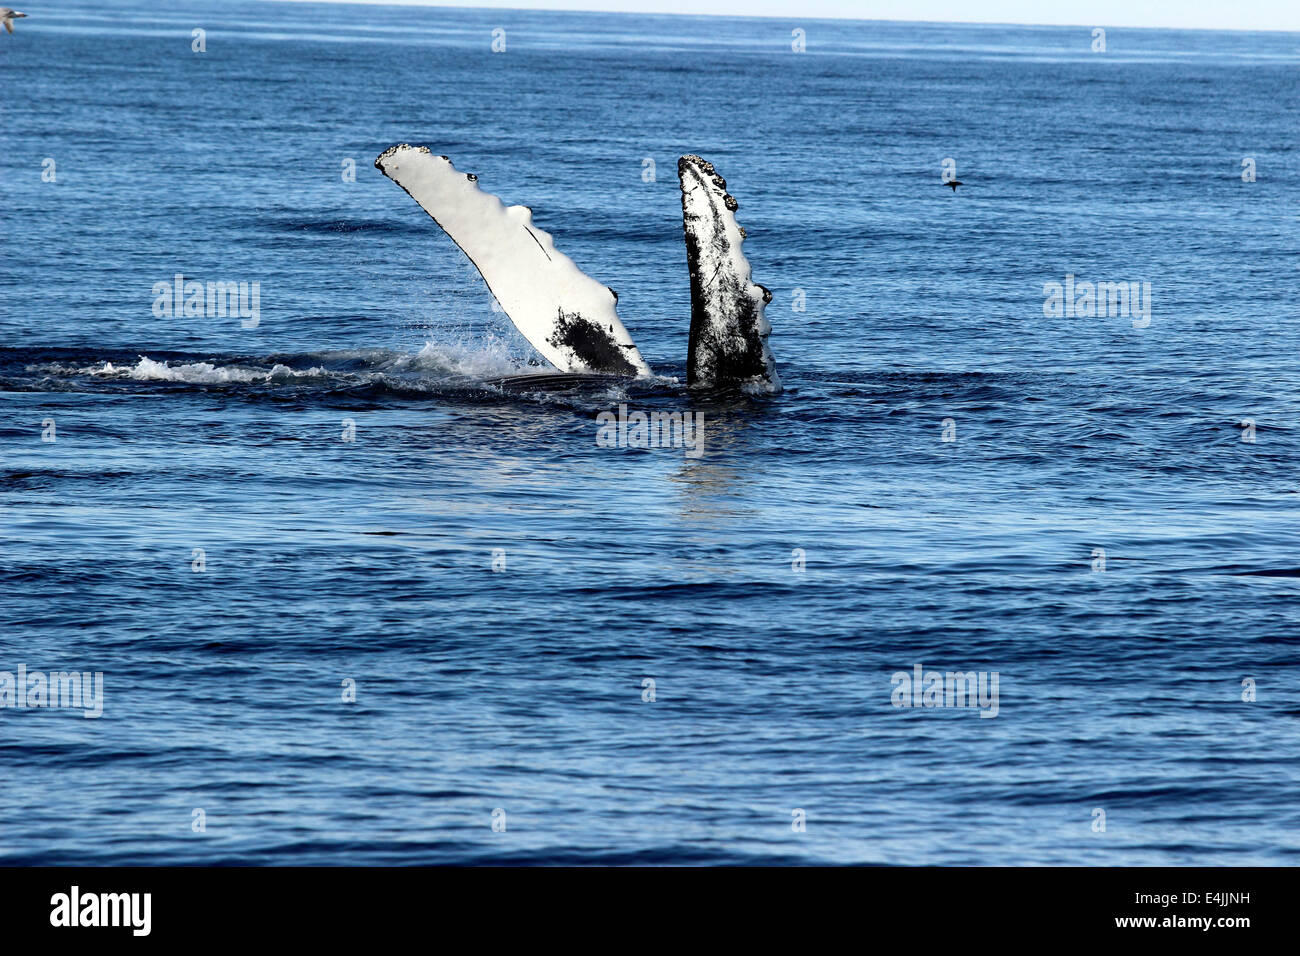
[944,180,963,192]
[1,8,26,34]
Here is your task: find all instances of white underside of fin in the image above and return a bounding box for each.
[376,145,651,378]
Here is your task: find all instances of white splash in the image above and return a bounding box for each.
[88,357,327,384]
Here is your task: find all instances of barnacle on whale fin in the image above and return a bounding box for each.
[677,154,780,393]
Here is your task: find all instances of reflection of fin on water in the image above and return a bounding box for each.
[376,145,782,394]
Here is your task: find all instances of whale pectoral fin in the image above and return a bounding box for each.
[678,155,780,394]
[375,145,652,378]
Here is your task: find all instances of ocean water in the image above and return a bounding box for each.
[2,0,1299,865]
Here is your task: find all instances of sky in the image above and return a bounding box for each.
[277,0,1300,32]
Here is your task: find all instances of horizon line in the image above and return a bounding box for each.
[267,0,1300,34]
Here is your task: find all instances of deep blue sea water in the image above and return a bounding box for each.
[1,1,1299,865]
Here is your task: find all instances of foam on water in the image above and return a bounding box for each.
[90,357,329,384]
[21,339,528,390]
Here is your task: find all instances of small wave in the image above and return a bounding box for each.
[20,340,529,390]
[268,218,419,235]
[10,342,683,411]
[88,357,331,384]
